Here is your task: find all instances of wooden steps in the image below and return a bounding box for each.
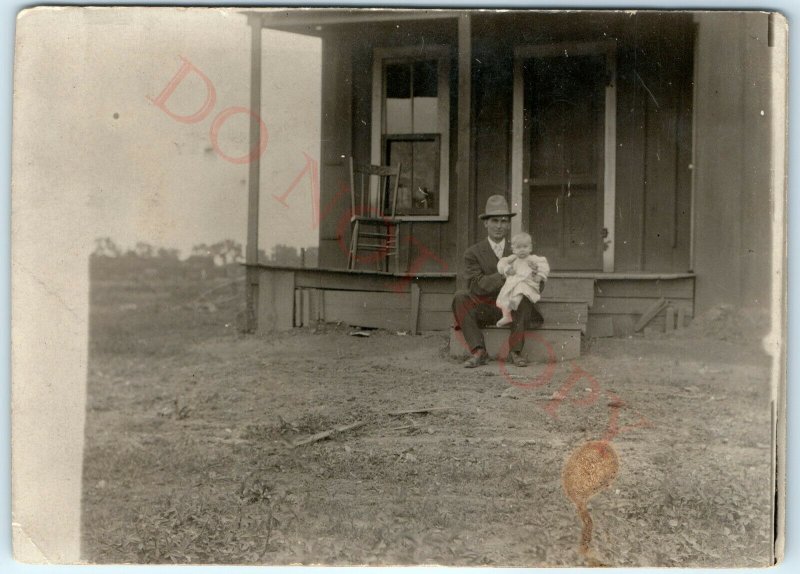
[537,298,589,332]
[449,326,581,362]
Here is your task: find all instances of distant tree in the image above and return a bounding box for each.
[303,246,319,268]
[157,247,181,260]
[92,237,121,258]
[270,244,301,266]
[191,243,212,258]
[209,239,243,266]
[135,242,156,258]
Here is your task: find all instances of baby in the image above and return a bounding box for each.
[496,232,550,327]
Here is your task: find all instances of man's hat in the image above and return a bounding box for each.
[479,195,517,220]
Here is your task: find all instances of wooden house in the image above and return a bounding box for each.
[243,10,781,358]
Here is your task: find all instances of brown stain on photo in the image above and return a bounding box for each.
[562,440,619,566]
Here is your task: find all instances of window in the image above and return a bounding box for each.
[372,46,450,220]
[384,134,440,215]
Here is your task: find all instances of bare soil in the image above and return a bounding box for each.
[81,275,775,566]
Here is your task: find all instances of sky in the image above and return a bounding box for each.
[14,7,321,257]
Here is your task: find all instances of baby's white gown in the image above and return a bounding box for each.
[496,255,550,311]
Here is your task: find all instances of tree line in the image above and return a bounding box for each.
[92,237,318,267]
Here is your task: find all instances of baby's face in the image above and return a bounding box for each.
[513,240,532,257]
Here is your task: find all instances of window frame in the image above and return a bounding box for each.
[371,45,450,221]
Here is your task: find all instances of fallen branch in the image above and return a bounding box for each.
[289,407,449,448]
[388,406,451,416]
[291,420,367,448]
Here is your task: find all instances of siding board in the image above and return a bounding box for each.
[592,296,693,316]
[595,277,694,298]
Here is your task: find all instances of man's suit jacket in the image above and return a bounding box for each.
[462,238,512,298]
[462,238,547,299]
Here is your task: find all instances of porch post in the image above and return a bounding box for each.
[602,43,618,272]
[245,15,263,331]
[511,52,524,237]
[456,14,473,272]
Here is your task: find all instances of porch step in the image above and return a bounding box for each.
[537,298,589,331]
[449,326,581,363]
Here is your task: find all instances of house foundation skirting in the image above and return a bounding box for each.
[248,264,694,338]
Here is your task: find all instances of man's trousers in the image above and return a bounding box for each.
[451,290,544,354]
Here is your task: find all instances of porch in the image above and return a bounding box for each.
[240,9,772,352]
[251,264,695,346]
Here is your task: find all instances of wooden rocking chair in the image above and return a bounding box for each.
[347,158,403,273]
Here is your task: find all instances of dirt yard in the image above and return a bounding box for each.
[81,274,775,567]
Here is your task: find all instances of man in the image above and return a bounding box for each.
[452,195,544,368]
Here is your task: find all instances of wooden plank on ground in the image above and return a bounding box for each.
[633,297,668,332]
[257,270,295,333]
[388,406,451,416]
[292,421,367,448]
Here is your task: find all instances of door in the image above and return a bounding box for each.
[513,43,616,271]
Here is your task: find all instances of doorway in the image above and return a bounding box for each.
[512,42,617,271]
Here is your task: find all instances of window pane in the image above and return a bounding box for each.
[410,139,439,214]
[386,63,411,98]
[386,99,413,133]
[412,60,437,97]
[386,136,440,216]
[412,97,438,133]
[385,63,412,133]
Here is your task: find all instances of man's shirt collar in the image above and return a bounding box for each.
[488,237,505,258]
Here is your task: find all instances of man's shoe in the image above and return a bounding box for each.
[509,351,528,367]
[463,350,489,368]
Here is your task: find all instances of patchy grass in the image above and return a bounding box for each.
[82,276,775,566]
